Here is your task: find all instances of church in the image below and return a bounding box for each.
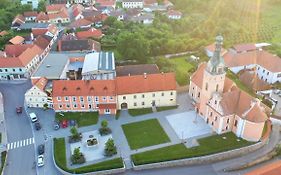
[189,36,268,142]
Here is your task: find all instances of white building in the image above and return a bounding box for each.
[122,0,143,8]
[25,77,52,108]
[116,73,177,110]
[224,50,281,84]
[21,0,39,9]
[166,10,182,20]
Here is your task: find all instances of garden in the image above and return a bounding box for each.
[55,112,99,127]
[131,132,254,165]
[122,119,170,149]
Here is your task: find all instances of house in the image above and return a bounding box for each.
[23,11,38,21]
[205,42,227,57]
[128,13,154,24]
[116,72,177,109]
[36,5,70,24]
[9,36,25,45]
[76,28,103,39]
[166,10,182,20]
[11,14,25,29]
[69,18,93,29]
[0,44,44,80]
[116,64,159,77]
[57,39,101,52]
[67,0,95,5]
[224,50,281,84]
[189,36,268,142]
[239,70,271,92]
[82,52,116,80]
[25,77,52,108]
[52,79,117,114]
[72,4,84,20]
[122,0,144,9]
[21,0,39,9]
[19,23,50,30]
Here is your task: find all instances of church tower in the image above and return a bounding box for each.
[201,35,226,100]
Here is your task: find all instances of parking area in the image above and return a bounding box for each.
[166,111,212,140]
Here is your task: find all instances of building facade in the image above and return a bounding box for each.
[122,0,144,8]
[21,0,39,9]
[189,36,268,142]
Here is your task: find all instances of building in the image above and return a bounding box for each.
[36,5,70,24]
[224,50,281,84]
[9,36,25,45]
[122,0,144,9]
[57,39,101,52]
[128,13,154,24]
[11,15,25,30]
[189,36,268,142]
[21,0,39,9]
[52,79,117,114]
[95,0,116,9]
[76,28,103,39]
[116,64,159,77]
[23,11,38,21]
[82,52,116,80]
[69,18,93,29]
[116,73,177,110]
[166,10,182,20]
[231,43,257,53]
[25,77,52,108]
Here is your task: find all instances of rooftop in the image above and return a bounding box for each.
[82,52,115,74]
[116,64,159,77]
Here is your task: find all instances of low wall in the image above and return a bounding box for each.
[132,141,266,171]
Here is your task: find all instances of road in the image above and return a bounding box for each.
[0,80,36,175]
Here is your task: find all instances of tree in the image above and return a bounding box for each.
[99,120,111,136]
[37,0,46,12]
[71,147,85,164]
[70,127,80,141]
[101,120,108,128]
[104,139,117,157]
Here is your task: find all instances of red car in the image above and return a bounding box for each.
[61,120,68,128]
[16,107,23,114]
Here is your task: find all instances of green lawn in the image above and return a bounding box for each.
[0,151,7,174]
[156,105,178,112]
[122,119,170,150]
[55,112,99,127]
[132,132,253,165]
[53,138,124,173]
[128,108,153,116]
[169,57,195,86]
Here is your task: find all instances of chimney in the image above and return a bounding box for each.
[144,73,147,79]
[31,33,34,41]
[128,73,130,76]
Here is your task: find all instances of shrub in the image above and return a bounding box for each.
[99,127,112,136]
[104,139,117,157]
[71,148,85,164]
[69,127,81,143]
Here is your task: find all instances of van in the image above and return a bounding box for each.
[29,113,38,123]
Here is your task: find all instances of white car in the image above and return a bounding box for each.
[29,113,38,123]
[37,155,44,167]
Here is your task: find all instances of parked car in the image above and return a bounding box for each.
[61,120,68,128]
[38,144,45,155]
[34,122,41,131]
[53,121,60,130]
[29,113,38,123]
[16,106,22,114]
[69,120,77,127]
[37,155,44,167]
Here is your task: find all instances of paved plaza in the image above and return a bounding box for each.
[166,111,212,140]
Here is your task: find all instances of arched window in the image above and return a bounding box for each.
[205,83,208,91]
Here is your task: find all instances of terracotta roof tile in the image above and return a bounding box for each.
[95,0,116,7]
[18,45,43,66]
[239,70,271,91]
[190,63,206,89]
[32,28,48,37]
[233,43,256,53]
[9,36,25,45]
[116,73,176,95]
[34,77,48,91]
[69,19,93,28]
[52,80,116,97]
[46,4,66,12]
[34,35,50,49]
[243,102,268,123]
[76,28,103,39]
[4,44,33,57]
[0,57,23,67]
[23,11,38,17]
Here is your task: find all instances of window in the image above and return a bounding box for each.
[227,118,230,124]
[0,69,2,72]
[226,126,228,130]
[12,69,15,72]
[103,96,106,101]
[123,96,126,100]
[215,100,217,105]
[96,104,99,108]
[81,104,85,108]
[110,96,113,100]
[198,92,200,98]
[216,84,219,92]
[161,92,164,96]
[263,70,265,73]
[205,83,208,91]
[258,67,260,70]
[80,96,84,102]
[134,95,137,99]
[192,93,193,97]
[211,122,214,126]
[234,120,238,127]
[95,97,99,102]
[210,112,213,116]
[215,116,217,121]
[65,97,68,101]
[59,104,62,109]
[72,97,76,102]
[170,92,173,95]
[142,102,145,106]
[87,96,91,102]
[267,72,269,75]
[88,104,92,109]
[73,104,77,108]
[5,69,7,72]
[134,102,137,106]
[57,97,61,101]
[142,94,145,98]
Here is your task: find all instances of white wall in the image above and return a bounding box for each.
[25,86,49,108]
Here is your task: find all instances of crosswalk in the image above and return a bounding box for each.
[7,137,35,150]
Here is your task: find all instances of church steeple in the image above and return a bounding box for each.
[207,35,225,75]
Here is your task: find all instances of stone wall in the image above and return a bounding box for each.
[132,141,266,171]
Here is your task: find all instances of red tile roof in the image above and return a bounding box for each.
[76,28,103,39]
[18,45,43,66]
[0,57,24,67]
[32,28,48,37]
[95,0,116,7]
[46,4,66,12]
[12,14,25,24]
[9,36,25,45]
[233,43,256,53]
[4,44,33,57]
[69,18,93,28]
[34,35,50,49]
[34,77,48,91]
[0,30,8,37]
[190,63,206,89]
[52,80,116,97]
[167,10,182,16]
[116,73,176,95]
[224,50,281,72]
[48,8,69,19]
[23,11,38,17]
